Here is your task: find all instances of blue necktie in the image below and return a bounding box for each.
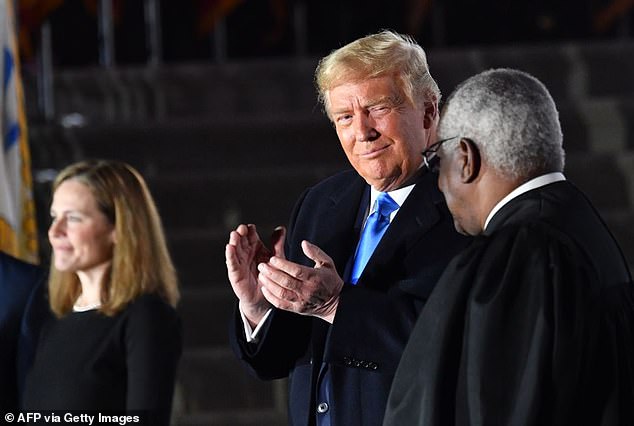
[350,192,399,284]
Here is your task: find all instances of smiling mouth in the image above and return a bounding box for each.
[359,145,390,158]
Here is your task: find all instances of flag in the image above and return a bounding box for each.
[0,0,38,264]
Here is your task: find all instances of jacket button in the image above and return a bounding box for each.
[317,402,329,414]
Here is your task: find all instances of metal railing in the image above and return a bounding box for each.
[32,0,311,121]
[27,0,634,122]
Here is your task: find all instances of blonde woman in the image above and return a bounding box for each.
[25,160,181,425]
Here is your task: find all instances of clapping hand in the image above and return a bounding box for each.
[257,240,344,323]
[226,224,286,326]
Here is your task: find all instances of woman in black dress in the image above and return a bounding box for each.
[24,160,181,425]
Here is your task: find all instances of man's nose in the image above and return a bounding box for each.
[354,114,379,142]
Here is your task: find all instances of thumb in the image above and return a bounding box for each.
[271,226,286,259]
[301,240,332,268]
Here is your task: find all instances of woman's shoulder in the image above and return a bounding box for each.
[121,293,181,345]
[119,294,182,367]
[124,293,179,323]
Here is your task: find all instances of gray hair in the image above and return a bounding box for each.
[438,68,565,180]
[315,30,440,117]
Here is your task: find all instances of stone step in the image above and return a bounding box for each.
[601,211,634,271]
[24,58,321,123]
[431,44,571,101]
[23,41,634,125]
[566,152,632,212]
[168,225,281,290]
[26,96,634,184]
[577,42,634,99]
[167,229,229,291]
[174,410,286,426]
[175,347,287,418]
[178,288,236,349]
[53,116,345,175]
[149,166,344,231]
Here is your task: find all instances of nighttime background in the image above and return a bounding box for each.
[16,1,634,425]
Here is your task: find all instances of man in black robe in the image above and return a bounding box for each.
[384,68,634,426]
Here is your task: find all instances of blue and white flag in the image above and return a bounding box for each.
[0,0,38,263]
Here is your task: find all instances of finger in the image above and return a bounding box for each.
[235,223,249,237]
[246,224,262,247]
[226,239,247,268]
[271,226,286,259]
[259,268,299,303]
[260,280,324,317]
[227,229,240,247]
[225,244,246,287]
[260,285,297,313]
[228,228,250,256]
[228,231,252,265]
[225,243,237,266]
[258,262,302,292]
[301,240,333,268]
[268,256,309,282]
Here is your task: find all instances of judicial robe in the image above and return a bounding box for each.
[384,180,634,426]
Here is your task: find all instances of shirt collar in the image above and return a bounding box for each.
[369,184,415,217]
[484,172,566,231]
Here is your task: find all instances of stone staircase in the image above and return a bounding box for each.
[24,40,634,425]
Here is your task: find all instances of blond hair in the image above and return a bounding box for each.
[48,160,179,317]
[315,30,440,118]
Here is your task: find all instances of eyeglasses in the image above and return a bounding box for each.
[422,136,459,172]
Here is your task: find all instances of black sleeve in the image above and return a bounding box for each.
[124,295,182,425]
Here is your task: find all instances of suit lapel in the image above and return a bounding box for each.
[314,174,368,278]
[357,170,443,287]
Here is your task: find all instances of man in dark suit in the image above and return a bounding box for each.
[384,68,634,425]
[0,251,47,411]
[226,31,469,426]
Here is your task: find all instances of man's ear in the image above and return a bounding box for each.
[423,99,438,129]
[458,138,481,183]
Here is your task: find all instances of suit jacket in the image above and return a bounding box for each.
[384,180,634,426]
[0,252,48,411]
[230,169,469,426]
